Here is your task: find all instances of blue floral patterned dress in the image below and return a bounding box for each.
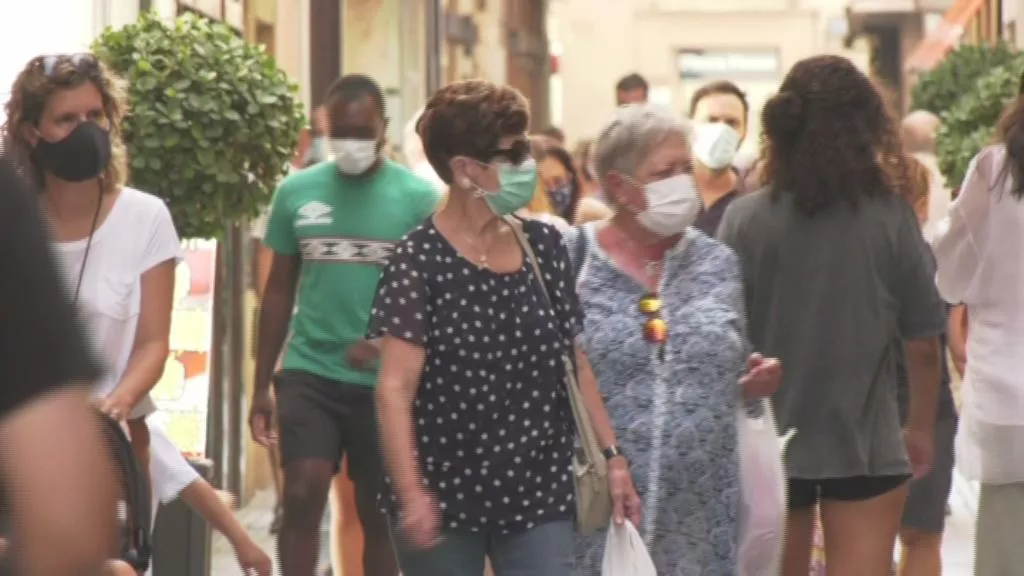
[567,224,745,576]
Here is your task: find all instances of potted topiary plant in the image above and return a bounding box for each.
[911,42,1020,116]
[92,10,306,239]
[936,60,1024,191]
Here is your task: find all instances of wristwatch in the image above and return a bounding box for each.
[602,445,627,462]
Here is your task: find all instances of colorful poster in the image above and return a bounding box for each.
[149,239,218,456]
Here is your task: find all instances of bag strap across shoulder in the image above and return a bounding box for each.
[504,216,552,306]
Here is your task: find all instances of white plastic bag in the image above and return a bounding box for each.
[601,519,656,576]
[737,398,795,576]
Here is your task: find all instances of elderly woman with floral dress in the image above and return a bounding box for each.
[569,103,781,575]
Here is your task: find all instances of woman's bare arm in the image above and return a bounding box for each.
[376,336,427,501]
[109,260,176,408]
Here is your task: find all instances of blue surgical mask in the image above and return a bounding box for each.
[474,159,539,216]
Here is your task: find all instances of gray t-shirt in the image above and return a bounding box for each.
[718,189,946,479]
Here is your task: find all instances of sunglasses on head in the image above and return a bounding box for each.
[32,53,100,78]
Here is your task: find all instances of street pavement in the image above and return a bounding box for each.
[212,478,978,575]
[210,489,330,576]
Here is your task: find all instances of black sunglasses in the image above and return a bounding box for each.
[32,53,100,78]
[481,138,533,166]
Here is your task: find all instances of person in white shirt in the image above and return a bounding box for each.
[2,53,180,476]
[933,96,1024,576]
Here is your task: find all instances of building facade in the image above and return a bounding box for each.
[551,0,868,154]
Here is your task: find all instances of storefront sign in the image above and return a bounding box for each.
[676,49,780,80]
[148,239,217,456]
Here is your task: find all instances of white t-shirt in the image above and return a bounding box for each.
[55,187,182,419]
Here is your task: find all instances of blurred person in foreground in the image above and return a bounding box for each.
[718,55,944,576]
[893,156,958,576]
[0,152,118,574]
[933,72,1024,576]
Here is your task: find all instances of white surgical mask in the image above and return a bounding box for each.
[330,138,377,175]
[636,174,701,237]
[692,122,741,171]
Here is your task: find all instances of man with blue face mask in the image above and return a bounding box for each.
[689,80,748,237]
[251,73,440,576]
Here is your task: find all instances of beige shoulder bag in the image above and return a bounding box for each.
[505,217,612,534]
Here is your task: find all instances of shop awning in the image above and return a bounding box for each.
[904,0,988,73]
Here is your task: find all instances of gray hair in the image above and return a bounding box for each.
[592,103,693,192]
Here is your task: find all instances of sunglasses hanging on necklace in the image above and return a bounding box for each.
[639,259,668,361]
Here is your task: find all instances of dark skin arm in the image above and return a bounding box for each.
[250,251,300,446]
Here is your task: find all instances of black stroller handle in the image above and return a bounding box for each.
[98,413,152,573]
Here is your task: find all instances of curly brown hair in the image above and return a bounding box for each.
[760,55,908,215]
[2,54,129,194]
[417,80,530,184]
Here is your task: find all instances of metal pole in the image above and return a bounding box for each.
[426,0,443,94]
[206,241,226,487]
[226,222,246,502]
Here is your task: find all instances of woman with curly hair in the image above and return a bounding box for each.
[717,55,946,576]
[369,80,641,575]
[3,54,180,473]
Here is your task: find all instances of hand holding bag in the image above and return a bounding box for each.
[601,520,657,576]
[505,217,613,534]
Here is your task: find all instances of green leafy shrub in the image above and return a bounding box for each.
[911,43,1020,115]
[936,62,1022,189]
[92,11,305,239]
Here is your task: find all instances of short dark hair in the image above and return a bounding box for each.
[688,80,749,118]
[323,74,386,117]
[615,73,648,95]
[540,125,565,143]
[417,80,530,184]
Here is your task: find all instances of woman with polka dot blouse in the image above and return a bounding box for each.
[568,103,782,575]
[369,80,641,575]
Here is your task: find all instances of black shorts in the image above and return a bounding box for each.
[789,474,911,510]
[901,417,957,533]
[273,369,384,490]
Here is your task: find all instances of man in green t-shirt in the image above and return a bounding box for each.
[249,74,439,576]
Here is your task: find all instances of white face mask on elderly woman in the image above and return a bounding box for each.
[636,174,702,237]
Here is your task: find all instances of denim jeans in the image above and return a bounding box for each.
[390,519,574,576]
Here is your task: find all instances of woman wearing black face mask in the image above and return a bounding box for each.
[2,53,181,478]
